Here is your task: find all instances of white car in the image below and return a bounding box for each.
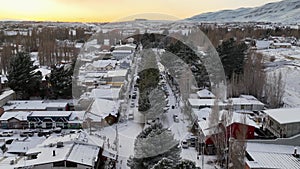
[181,140,188,149]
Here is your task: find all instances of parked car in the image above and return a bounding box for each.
[0,131,13,137]
[181,140,188,149]
[128,113,134,120]
[132,94,137,99]
[130,102,135,108]
[173,114,179,123]
[52,127,62,133]
[20,131,34,137]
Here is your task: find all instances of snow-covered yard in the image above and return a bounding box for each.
[259,47,300,108]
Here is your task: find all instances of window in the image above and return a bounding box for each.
[53,161,65,167]
[66,161,78,167]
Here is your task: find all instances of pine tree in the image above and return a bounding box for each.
[217,38,248,79]
[48,62,74,99]
[175,159,197,169]
[151,158,175,169]
[7,52,41,99]
[128,123,181,169]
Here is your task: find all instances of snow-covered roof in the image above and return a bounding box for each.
[0,111,31,121]
[106,69,128,77]
[4,100,46,111]
[0,90,14,101]
[67,143,100,166]
[188,99,226,107]
[91,60,117,68]
[90,88,121,100]
[192,108,211,121]
[46,102,68,108]
[273,42,292,46]
[28,111,72,117]
[89,99,119,118]
[256,40,271,49]
[4,100,69,111]
[264,108,300,124]
[246,142,300,169]
[6,137,45,154]
[196,89,215,98]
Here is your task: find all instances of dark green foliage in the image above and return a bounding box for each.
[151,158,175,169]
[138,68,160,112]
[175,159,197,169]
[216,38,248,79]
[128,123,181,169]
[165,41,209,88]
[7,52,42,99]
[48,62,74,99]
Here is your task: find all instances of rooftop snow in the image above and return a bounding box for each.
[196,89,215,98]
[263,108,300,124]
[246,142,300,169]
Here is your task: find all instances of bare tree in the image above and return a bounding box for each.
[229,114,247,169]
[227,52,266,99]
[264,71,285,108]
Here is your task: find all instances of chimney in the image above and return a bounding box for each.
[293,147,299,158]
[53,150,56,156]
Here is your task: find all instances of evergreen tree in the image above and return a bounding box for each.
[175,159,197,169]
[7,52,41,99]
[128,123,181,169]
[151,158,175,169]
[216,38,248,79]
[48,62,74,99]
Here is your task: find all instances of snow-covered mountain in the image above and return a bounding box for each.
[187,0,300,23]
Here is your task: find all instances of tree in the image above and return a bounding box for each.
[175,159,197,169]
[151,158,175,169]
[48,62,74,99]
[128,123,181,169]
[227,52,266,99]
[217,38,248,79]
[7,52,42,99]
[264,71,285,108]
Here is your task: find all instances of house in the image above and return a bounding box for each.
[12,133,102,169]
[188,96,264,111]
[88,99,120,125]
[263,108,300,138]
[104,69,128,87]
[255,40,271,50]
[3,100,70,112]
[85,60,117,72]
[197,110,257,155]
[90,88,121,100]
[0,111,31,129]
[0,90,15,107]
[27,111,85,129]
[270,42,292,49]
[245,142,300,169]
[196,89,215,99]
[112,50,133,60]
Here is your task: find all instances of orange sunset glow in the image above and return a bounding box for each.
[0,0,283,22]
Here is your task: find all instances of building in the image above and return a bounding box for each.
[3,100,70,112]
[27,111,85,129]
[188,95,264,111]
[270,42,292,49]
[12,133,102,169]
[245,142,300,169]
[104,69,128,87]
[263,108,300,138]
[197,110,257,155]
[0,90,15,107]
[0,111,31,129]
[196,89,215,99]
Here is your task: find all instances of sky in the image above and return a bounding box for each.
[0,0,283,22]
